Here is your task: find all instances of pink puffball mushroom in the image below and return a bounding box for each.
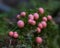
[28,19,36,25]
[42,17,47,22]
[38,8,44,14]
[41,21,47,28]
[28,19,33,24]
[17,20,24,28]
[20,12,26,17]
[47,15,52,20]
[33,13,39,20]
[14,32,17,34]
[36,27,41,33]
[16,15,20,19]
[13,33,19,38]
[9,31,14,37]
[35,37,43,44]
[38,23,43,29]
[31,20,36,25]
[28,14,34,20]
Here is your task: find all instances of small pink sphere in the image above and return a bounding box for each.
[42,17,47,22]
[16,15,20,19]
[38,8,44,14]
[28,14,34,20]
[20,12,26,17]
[28,19,33,24]
[33,13,39,20]
[41,21,47,28]
[14,32,17,34]
[31,20,36,25]
[38,23,43,29]
[47,15,52,20]
[9,31,14,37]
[35,37,43,44]
[17,20,24,28]
[13,33,19,38]
[36,27,41,33]
[28,19,36,25]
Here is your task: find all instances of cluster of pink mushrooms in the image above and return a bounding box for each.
[9,31,19,38]
[9,7,52,44]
